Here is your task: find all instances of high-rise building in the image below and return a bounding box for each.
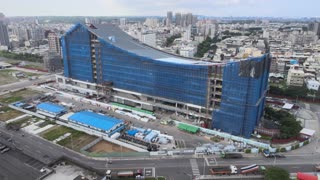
[186,13,193,26]
[120,18,126,26]
[192,15,198,25]
[59,23,271,138]
[183,25,192,41]
[309,22,320,36]
[85,17,100,25]
[44,51,63,72]
[48,32,61,55]
[166,11,173,26]
[181,14,187,27]
[141,33,156,47]
[175,13,181,26]
[30,27,44,41]
[0,13,10,47]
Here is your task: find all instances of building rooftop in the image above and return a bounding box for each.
[36,102,66,114]
[85,23,215,65]
[68,111,123,132]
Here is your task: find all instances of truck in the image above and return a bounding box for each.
[240,164,260,174]
[220,151,243,159]
[105,169,143,179]
[210,165,238,175]
[263,149,286,158]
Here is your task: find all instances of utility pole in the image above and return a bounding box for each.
[203,157,206,175]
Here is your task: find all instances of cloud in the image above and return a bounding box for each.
[0,0,319,17]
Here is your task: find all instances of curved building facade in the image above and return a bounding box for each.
[59,23,271,138]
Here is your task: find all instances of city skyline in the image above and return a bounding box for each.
[1,0,320,18]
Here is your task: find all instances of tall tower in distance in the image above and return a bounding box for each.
[48,32,61,55]
[0,13,10,48]
[166,11,173,26]
[175,13,181,26]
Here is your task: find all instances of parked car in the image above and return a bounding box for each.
[1,147,10,154]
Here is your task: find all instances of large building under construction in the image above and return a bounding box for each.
[58,23,271,138]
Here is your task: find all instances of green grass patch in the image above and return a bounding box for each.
[0,69,19,86]
[23,64,45,71]
[0,106,25,121]
[57,130,86,146]
[37,120,55,128]
[210,136,221,142]
[0,88,41,104]
[259,134,272,141]
[42,126,76,141]
[7,117,29,126]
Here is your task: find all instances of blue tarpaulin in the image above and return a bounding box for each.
[36,102,66,114]
[126,129,138,136]
[68,111,123,132]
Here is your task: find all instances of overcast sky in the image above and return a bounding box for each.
[1,0,319,17]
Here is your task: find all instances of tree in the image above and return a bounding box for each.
[264,167,290,180]
[264,106,302,139]
[165,34,181,47]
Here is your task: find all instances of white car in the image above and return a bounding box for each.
[40,168,47,173]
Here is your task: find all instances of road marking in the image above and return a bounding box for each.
[305,103,310,110]
[190,159,200,176]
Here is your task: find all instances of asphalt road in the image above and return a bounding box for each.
[0,125,319,180]
[0,74,55,93]
[0,145,43,180]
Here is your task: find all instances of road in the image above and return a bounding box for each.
[0,125,319,180]
[0,147,44,180]
[0,74,55,93]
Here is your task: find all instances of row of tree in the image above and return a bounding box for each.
[0,51,43,63]
[264,106,302,139]
[269,85,320,99]
[164,34,181,47]
[194,36,219,58]
[265,167,290,180]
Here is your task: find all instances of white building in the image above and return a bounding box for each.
[144,18,158,27]
[142,33,156,47]
[183,25,191,41]
[286,65,305,87]
[180,46,196,57]
[306,79,320,91]
[120,18,126,26]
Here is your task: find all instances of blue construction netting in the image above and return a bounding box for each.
[62,23,93,82]
[68,111,123,132]
[98,38,209,106]
[62,23,210,107]
[36,102,66,114]
[212,55,271,138]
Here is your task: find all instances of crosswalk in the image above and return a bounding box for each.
[190,159,200,176]
[175,139,186,148]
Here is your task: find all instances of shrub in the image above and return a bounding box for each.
[294,144,300,149]
[245,149,251,153]
[303,141,309,145]
[280,148,286,152]
[276,148,280,153]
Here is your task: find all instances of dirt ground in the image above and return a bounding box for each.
[89,140,135,153]
[0,106,25,121]
[64,134,97,152]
